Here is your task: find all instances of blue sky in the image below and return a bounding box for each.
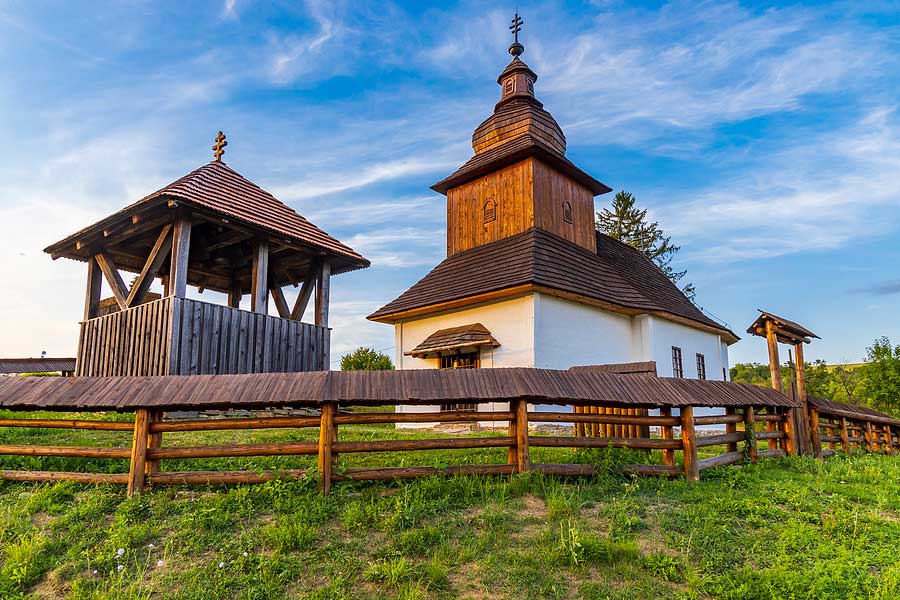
[0,0,898,368]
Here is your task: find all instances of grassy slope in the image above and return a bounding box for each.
[2,415,900,599]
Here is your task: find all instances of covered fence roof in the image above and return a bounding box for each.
[808,396,900,428]
[0,358,76,375]
[0,368,798,412]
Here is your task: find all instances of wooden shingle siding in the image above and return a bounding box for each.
[76,297,328,377]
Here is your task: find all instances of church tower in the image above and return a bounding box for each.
[370,15,736,396]
[432,21,611,256]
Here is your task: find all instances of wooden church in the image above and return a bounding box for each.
[45,133,369,377]
[369,16,739,418]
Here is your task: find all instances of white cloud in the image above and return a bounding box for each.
[342,227,445,268]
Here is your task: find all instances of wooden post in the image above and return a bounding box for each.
[865,421,875,453]
[681,406,699,482]
[782,408,796,456]
[228,282,242,309]
[765,410,778,451]
[826,420,836,451]
[514,398,530,473]
[590,406,599,438]
[169,213,192,298]
[251,238,269,315]
[508,402,518,465]
[660,407,675,468]
[794,343,807,402]
[744,406,758,463]
[725,407,738,453]
[145,410,163,476]
[84,256,102,320]
[765,320,783,394]
[883,425,894,455]
[127,409,151,497]
[809,407,822,458]
[315,260,331,328]
[318,402,336,494]
[840,417,850,454]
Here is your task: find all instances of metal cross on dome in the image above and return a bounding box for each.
[212,131,227,162]
[508,12,524,57]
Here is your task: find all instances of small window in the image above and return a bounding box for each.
[440,352,479,411]
[696,353,706,380]
[504,79,514,95]
[563,201,573,224]
[526,78,534,93]
[672,346,684,378]
[483,199,497,224]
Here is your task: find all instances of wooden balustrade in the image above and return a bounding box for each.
[1,402,896,497]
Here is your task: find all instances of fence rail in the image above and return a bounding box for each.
[1,400,896,497]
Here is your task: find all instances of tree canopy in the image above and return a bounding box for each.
[340,347,394,371]
[596,190,695,300]
[861,337,900,416]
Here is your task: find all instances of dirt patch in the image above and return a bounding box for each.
[518,494,549,520]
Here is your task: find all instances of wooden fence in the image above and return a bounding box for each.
[76,296,329,377]
[0,400,816,497]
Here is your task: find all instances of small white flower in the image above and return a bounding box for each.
[147,543,155,549]
[242,552,248,557]
[92,570,98,575]
[117,565,124,572]
[157,560,164,567]
[218,561,225,568]
[116,548,125,556]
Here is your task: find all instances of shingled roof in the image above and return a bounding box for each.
[45,160,368,275]
[369,228,738,343]
[406,323,501,358]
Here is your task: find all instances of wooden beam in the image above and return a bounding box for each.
[315,260,331,327]
[227,282,242,308]
[270,285,290,319]
[251,238,269,314]
[318,402,336,494]
[514,398,530,473]
[291,264,318,321]
[94,251,129,311]
[84,256,102,320]
[794,343,807,402]
[840,417,850,454]
[127,409,151,497]
[809,407,822,458]
[681,406,699,482]
[168,213,192,298]
[744,406,758,463]
[125,224,173,308]
[206,230,253,252]
[660,407,675,468]
[765,320,783,393]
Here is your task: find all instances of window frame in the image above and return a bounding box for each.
[695,353,706,380]
[671,346,684,378]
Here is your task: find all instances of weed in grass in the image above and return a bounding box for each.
[263,518,317,552]
[365,556,415,586]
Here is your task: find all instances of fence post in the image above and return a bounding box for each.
[681,406,699,482]
[808,407,822,458]
[865,421,875,453]
[840,417,850,454]
[145,410,163,476]
[660,407,675,468]
[514,398,530,473]
[725,407,738,453]
[765,410,778,452]
[826,419,836,452]
[508,402,518,465]
[883,425,894,455]
[127,409,151,497]
[318,402,336,494]
[744,406,758,463]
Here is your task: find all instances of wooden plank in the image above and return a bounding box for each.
[528,436,681,449]
[146,410,163,476]
[147,442,318,459]
[333,437,516,453]
[725,407,738,452]
[884,425,894,455]
[334,411,514,425]
[660,407,675,468]
[529,411,680,426]
[337,464,515,481]
[149,469,308,485]
[765,320,784,393]
[127,409,151,496]
[152,416,321,432]
[695,431,745,448]
[809,407,822,458]
[0,445,130,458]
[681,406,699,482]
[270,285,290,319]
[782,409,796,456]
[0,418,133,431]
[125,224,173,307]
[840,417,851,454]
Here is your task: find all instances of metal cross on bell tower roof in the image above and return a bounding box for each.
[508,12,524,57]
[212,131,227,162]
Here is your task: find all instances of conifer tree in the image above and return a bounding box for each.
[596,191,696,301]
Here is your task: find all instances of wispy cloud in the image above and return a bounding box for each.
[853,280,900,296]
[342,227,445,268]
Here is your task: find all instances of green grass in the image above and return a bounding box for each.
[2,413,900,599]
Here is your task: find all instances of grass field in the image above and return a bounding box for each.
[2,413,900,599]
